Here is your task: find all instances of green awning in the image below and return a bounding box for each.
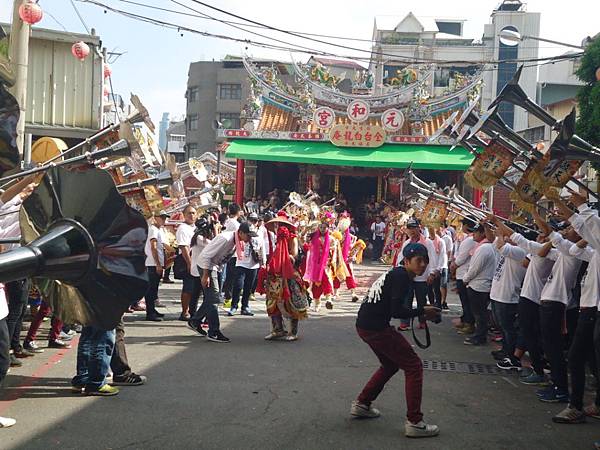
[226,139,474,170]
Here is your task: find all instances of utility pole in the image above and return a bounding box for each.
[8,0,32,164]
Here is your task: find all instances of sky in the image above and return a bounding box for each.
[1,0,599,126]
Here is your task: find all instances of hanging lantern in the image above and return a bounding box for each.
[103,64,112,79]
[596,67,600,82]
[19,1,43,25]
[71,41,90,61]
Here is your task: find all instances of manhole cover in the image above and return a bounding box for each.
[423,360,503,376]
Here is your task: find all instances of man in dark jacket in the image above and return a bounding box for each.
[352,243,440,438]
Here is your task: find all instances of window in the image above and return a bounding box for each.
[219,83,242,100]
[187,143,198,156]
[219,113,240,129]
[188,86,199,102]
[521,126,545,143]
[188,114,198,131]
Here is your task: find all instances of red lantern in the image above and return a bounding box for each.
[103,64,112,79]
[71,41,90,61]
[18,1,43,25]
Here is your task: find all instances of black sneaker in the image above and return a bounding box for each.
[187,321,207,337]
[491,350,507,361]
[145,315,163,322]
[9,354,22,367]
[463,337,485,346]
[48,339,72,349]
[207,331,230,343]
[111,373,147,386]
[241,309,254,316]
[497,357,522,370]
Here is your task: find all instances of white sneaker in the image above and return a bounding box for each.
[0,416,16,428]
[405,420,439,438]
[350,401,381,419]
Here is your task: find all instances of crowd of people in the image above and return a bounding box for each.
[2,180,600,439]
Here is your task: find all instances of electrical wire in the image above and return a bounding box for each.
[70,0,92,34]
[186,0,584,64]
[77,0,583,68]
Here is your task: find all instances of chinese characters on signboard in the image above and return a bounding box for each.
[329,124,386,148]
[313,107,336,129]
[381,109,405,132]
[464,142,513,191]
[346,100,370,123]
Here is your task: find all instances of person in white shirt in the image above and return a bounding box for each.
[462,223,497,345]
[440,228,454,310]
[426,227,446,309]
[493,218,555,384]
[488,229,527,370]
[551,195,600,423]
[144,211,169,321]
[222,203,242,302]
[451,218,478,333]
[370,216,386,261]
[533,210,583,403]
[229,213,265,316]
[0,282,16,428]
[175,205,197,321]
[397,219,438,330]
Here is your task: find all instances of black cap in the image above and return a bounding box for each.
[403,243,429,260]
[238,221,258,237]
[472,223,485,233]
[406,218,420,228]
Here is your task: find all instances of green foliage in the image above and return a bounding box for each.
[575,37,600,170]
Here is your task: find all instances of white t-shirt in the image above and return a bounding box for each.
[569,244,600,309]
[144,224,165,267]
[176,222,196,248]
[454,236,476,281]
[442,233,453,262]
[236,236,262,270]
[490,243,527,304]
[399,237,438,282]
[431,237,448,270]
[190,236,211,277]
[0,284,8,320]
[371,222,385,240]
[463,242,497,293]
[511,232,555,304]
[224,217,240,232]
[540,231,583,305]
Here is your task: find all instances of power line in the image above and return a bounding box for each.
[70,0,92,34]
[76,0,583,67]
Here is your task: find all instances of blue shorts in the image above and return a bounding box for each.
[182,273,198,294]
[440,268,449,288]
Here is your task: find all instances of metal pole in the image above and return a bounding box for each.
[8,0,31,159]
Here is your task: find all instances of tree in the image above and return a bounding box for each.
[575,36,600,170]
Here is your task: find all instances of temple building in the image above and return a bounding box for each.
[220,55,481,208]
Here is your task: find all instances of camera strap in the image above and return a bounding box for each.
[411,317,432,349]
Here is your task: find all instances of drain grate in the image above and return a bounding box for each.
[423,360,503,376]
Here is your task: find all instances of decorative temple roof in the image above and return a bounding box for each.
[222,55,483,144]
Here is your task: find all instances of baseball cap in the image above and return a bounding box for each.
[238,221,258,237]
[472,223,485,233]
[403,243,429,260]
[406,218,420,228]
[248,212,259,221]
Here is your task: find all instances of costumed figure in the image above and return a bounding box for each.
[303,210,336,311]
[332,214,360,302]
[258,212,309,341]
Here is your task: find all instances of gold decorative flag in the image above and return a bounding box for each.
[421,199,448,228]
[464,142,513,191]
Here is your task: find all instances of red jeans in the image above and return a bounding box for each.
[356,326,424,424]
[26,301,62,342]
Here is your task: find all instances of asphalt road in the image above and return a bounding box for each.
[1,263,597,449]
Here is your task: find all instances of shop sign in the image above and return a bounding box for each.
[381,108,405,132]
[313,107,336,129]
[329,123,386,148]
[390,135,427,143]
[346,100,370,123]
[290,132,324,140]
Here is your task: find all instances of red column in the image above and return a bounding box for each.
[473,188,483,208]
[235,159,245,205]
